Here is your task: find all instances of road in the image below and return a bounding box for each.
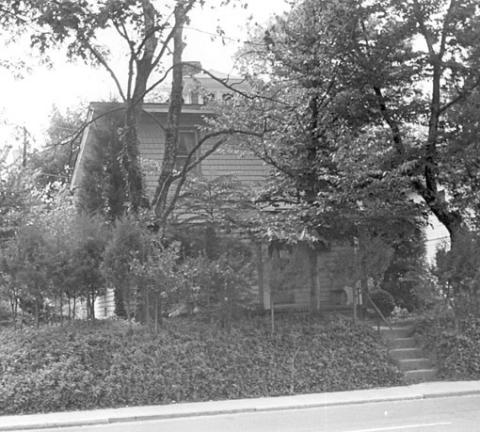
[21,394,480,432]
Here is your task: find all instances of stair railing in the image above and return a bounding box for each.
[363,290,393,332]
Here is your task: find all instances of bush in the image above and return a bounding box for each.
[435,232,480,318]
[415,315,480,380]
[369,289,395,317]
[0,317,402,415]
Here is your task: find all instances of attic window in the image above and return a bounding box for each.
[190,91,199,104]
[175,131,197,173]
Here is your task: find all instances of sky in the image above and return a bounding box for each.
[0,1,291,152]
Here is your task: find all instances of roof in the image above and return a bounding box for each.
[89,102,217,115]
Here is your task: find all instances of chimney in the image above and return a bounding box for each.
[183,61,202,77]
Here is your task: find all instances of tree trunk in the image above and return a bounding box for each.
[114,286,127,319]
[34,297,39,328]
[154,294,159,333]
[255,243,265,308]
[89,289,96,320]
[308,247,319,312]
[86,294,91,320]
[59,294,64,326]
[118,0,159,212]
[153,4,186,226]
[144,285,150,326]
[121,105,145,212]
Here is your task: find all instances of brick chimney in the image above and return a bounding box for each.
[183,61,202,77]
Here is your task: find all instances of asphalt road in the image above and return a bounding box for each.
[23,394,480,432]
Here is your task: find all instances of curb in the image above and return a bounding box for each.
[2,381,480,431]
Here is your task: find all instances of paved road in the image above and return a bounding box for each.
[23,394,480,432]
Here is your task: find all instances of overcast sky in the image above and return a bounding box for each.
[0,1,291,151]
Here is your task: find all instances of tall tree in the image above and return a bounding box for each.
[232,0,480,244]
[28,106,85,189]
[4,0,199,212]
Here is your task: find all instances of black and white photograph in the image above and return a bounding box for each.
[0,0,479,430]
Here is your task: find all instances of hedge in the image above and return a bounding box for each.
[0,316,403,415]
[415,315,480,380]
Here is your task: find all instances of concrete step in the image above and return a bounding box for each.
[389,348,423,360]
[388,337,417,349]
[398,358,432,371]
[404,368,437,383]
[380,326,414,339]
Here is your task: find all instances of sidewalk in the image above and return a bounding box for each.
[2,380,480,431]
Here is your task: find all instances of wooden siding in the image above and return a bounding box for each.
[94,288,115,319]
[137,113,268,194]
[263,243,355,310]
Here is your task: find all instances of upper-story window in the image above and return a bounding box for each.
[190,90,200,104]
[175,131,197,173]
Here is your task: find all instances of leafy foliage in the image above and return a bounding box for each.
[76,116,127,219]
[28,106,85,190]
[0,316,402,415]
[435,232,480,318]
[103,217,147,318]
[369,289,395,318]
[229,0,480,245]
[415,315,480,380]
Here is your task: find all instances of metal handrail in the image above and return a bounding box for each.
[364,290,393,331]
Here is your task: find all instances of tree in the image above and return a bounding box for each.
[130,241,181,329]
[103,216,147,319]
[436,232,480,320]
[2,0,199,213]
[231,0,480,247]
[65,213,108,320]
[15,223,49,327]
[76,112,128,219]
[4,0,251,226]
[28,106,85,190]
[0,239,22,324]
[169,174,257,256]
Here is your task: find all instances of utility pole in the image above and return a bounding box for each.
[22,126,28,167]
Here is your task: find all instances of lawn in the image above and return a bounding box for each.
[0,314,403,415]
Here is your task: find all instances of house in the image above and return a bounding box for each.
[71,63,356,319]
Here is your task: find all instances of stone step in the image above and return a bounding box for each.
[404,368,437,384]
[397,358,432,371]
[389,348,424,360]
[380,326,414,339]
[388,337,417,349]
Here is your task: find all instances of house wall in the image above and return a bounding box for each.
[77,106,355,316]
[94,288,115,319]
[262,243,355,311]
[137,112,268,194]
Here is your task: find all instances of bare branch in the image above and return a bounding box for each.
[84,42,127,102]
[46,106,125,149]
[172,128,264,180]
[141,65,174,100]
[149,25,176,71]
[141,109,166,132]
[111,19,137,100]
[439,77,480,114]
[412,0,438,59]
[439,0,456,58]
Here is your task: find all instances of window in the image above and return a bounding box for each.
[175,131,197,173]
[190,90,200,104]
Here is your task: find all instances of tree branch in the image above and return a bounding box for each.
[439,77,480,114]
[84,42,127,102]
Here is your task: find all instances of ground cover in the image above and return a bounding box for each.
[414,315,480,380]
[0,315,403,415]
